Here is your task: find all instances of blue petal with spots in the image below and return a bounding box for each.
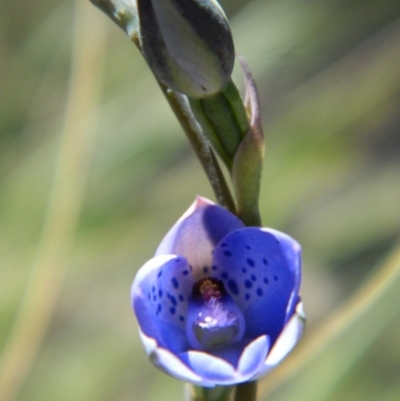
[212,227,301,344]
[132,254,194,353]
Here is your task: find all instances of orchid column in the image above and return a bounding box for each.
[90,1,305,401]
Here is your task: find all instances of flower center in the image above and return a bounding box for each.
[186,278,245,351]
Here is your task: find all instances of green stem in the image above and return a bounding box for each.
[234,381,257,401]
[189,385,233,401]
[188,97,233,170]
[160,85,237,214]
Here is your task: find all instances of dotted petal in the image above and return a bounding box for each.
[132,254,194,353]
[212,228,301,344]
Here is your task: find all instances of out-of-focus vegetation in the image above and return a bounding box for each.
[1,0,400,400]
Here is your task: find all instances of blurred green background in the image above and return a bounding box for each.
[1,0,400,400]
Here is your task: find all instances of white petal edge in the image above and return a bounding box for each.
[139,329,205,385]
[252,301,306,380]
[237,335,270,377]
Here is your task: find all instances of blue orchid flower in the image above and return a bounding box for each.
[131,197,305,387]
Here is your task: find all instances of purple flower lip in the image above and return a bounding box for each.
[131,197,305,386]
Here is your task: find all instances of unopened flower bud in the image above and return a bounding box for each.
[137,0,235,98]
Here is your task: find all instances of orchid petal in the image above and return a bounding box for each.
[179,350,238,384]
[237,335,270,377]
[179,338,270,385]
[212,227,301,343]
[208,338,254,367]
[156,197,244,279]
[139,330,206,385]
[132,254,194,352]
[252,301,306,379]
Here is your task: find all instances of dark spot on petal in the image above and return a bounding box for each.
[257,288,263,297]
[158,289,163,297]
[245,245,251,250]
[263,258,268,265]
[251,274,257,282]
[221,243,228,247]
[153,295,157,301]
[170,307,176,315]
[152,286,156,293]
[175,258,181,262]
[147,293,151,300]
[157,270,163,278]
[203,266,209,274]
[221,272,229,280]
[247,258,255,267]
[244,280,253,289]
[264,278,269,285]
[276,239,280,244]
[274,275,278,281]
[245,293,251,300]
[179,316,184,322]
[167,293,177,306]
[182,270,189,275]
[227,279,239,295]
[178,294,184,302]
[171,277,179,289]
[212,265,218,271]
[157,304,162,313]
[224,251,232,257]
